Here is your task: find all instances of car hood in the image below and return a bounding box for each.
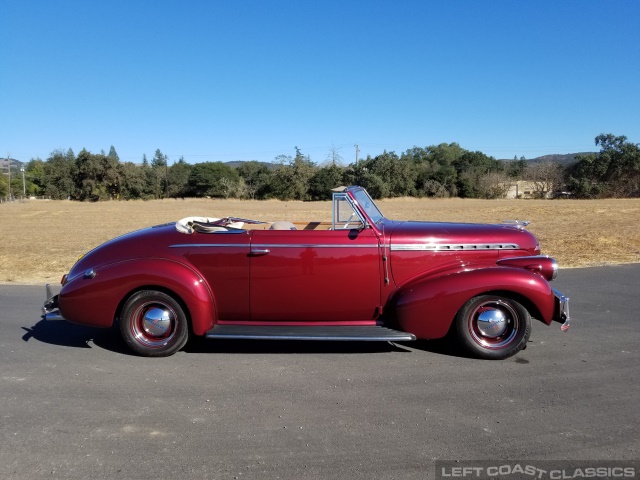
[389,221,540,254]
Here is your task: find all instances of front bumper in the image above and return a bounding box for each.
[553,288,571,331]
[42,284,66,321]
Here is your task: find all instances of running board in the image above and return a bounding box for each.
[205,325,416,342]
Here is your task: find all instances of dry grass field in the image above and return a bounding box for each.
[1,197,639,284]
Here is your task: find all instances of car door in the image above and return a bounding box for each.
[249,228,381,322]
[178,230,251,321]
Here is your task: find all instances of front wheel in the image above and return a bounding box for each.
[119,290,190,357]
[455,295,531,360]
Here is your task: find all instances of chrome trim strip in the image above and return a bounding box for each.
[391,243,519,251]
[173,243,516,250]
[170,244,249,248]
[170,243,379,249]
[206,333,416,341]
[252,244,378,249]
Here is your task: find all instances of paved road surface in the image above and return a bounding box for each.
[1,265,639,479]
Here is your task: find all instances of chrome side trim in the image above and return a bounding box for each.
[170,244,250,248]
[391,243,520,251]
[206,333,416,341]
[170,243,379,249]
[205,325,416,342]
[251,244,378,249]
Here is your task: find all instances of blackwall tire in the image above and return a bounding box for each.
[119,290,189,357]
[455,295,531,360]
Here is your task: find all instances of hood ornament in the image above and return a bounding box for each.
[501,219,530,229]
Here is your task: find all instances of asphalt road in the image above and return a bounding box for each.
[1,265,639,480]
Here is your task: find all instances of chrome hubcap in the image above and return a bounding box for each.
[142,308,172,337]
[131,301,177,348]
[469,299,519,349]
[476,308,507,337]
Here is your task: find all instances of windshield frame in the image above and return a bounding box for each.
[349,188,385,225]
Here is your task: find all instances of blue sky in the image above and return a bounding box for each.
[1,0,639,165]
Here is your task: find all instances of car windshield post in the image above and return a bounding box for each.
[351,189,384,224]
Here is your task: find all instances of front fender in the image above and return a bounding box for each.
[392,267,555,339]
[58,258,216,335]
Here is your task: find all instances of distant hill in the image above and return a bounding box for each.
[500,153,595,167]
[224,160,279,170]
[0,158,23,171]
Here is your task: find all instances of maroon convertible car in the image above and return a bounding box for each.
[43,186,570,359]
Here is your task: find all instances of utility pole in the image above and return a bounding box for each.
[6,153,11,201]
[354,144,360,186]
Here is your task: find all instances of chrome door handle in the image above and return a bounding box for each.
[250,249,270,256]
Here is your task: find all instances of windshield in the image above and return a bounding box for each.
[352,189,385,224]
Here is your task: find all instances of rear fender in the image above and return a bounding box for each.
[391,267,555,339]
[58,258,216,335]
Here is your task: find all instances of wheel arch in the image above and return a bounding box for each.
[58,258,217,335]
[391,267,555,339]
[115,284,194,332]
[477,289,545,324]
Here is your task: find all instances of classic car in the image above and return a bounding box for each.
[43,186,570,359]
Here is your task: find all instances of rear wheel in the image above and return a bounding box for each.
[119,290,189,357]
[455,295,530,360]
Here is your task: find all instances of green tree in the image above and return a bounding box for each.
[359,171,390,199]
[187,162,240,198]
[236,161,273,199]
[148,149,168,198]
[453,151,503,198]
[308,164,345,200]
[269,148,316,200]
[569,134,640,198]
[0,169,7,198]
[119,162,148,199]
[505,156,528,178]
[26,158,47,196]
[43,149,76,199]
[75,149,106,200]
[166,157,192,198]
[108,145,120,162]
[361,151,417,197]
[425,143,463,196]
[101,152,122,199]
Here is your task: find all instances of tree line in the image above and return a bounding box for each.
[1,134,638,201]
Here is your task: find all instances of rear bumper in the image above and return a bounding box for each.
[553,288,571,331]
